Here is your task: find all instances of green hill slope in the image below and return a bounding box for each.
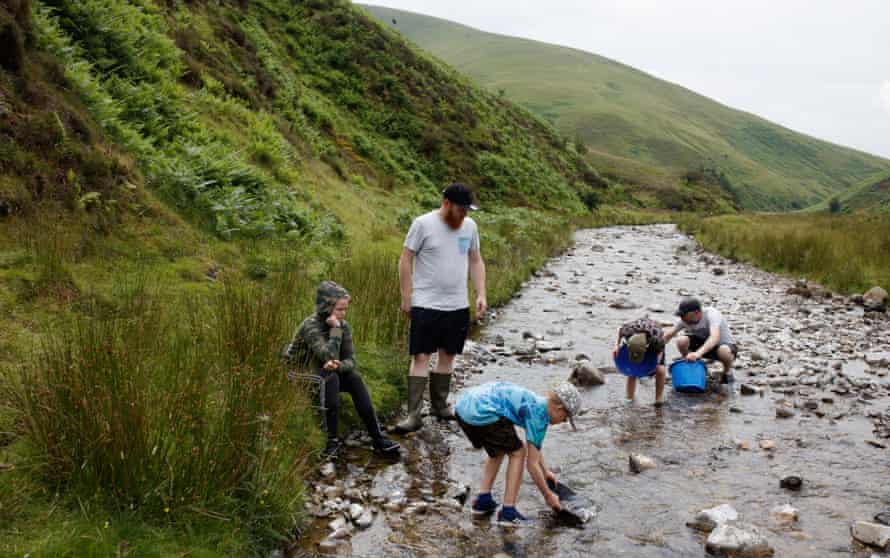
[363,5,890,211]
[809,171,890,213]
[1,0,671,554]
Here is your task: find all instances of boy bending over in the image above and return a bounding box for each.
[454,381,580,526]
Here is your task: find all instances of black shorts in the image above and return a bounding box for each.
[457,416,523,458]
[409,307,470,356]
[688,337,739,360]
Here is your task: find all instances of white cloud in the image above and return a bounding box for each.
[881,81,890,115]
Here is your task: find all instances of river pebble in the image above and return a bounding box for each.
[706,523,774,557]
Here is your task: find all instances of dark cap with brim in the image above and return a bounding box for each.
[675,297,702,317]
[443,182,478,211]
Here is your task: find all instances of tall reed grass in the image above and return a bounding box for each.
[679,213,890,294]
[18,270,315,543]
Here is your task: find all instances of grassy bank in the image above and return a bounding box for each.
[679,213,890,295]
[0,202,671,556]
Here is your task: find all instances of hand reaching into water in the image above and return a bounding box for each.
[545,489,561,512]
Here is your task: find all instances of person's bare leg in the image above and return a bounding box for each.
[625,377,637,401]
[409,353,431,377]
[502,444,527,507]
[716,345,734,382]
[479,453,506,494]
[654,364,666,404]
[434,349,455,374]
[677,336,690,357]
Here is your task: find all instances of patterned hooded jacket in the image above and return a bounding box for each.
[286,281,355,373]
[619,317,665,354]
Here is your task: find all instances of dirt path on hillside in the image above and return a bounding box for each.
[295,224,890,558]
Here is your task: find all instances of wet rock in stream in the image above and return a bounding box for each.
[851,521,890,550]
[706,524,774,557]
[628,453,656,473]
[779,475,803,491]
[569,361,605,387]
[687,504,739,532]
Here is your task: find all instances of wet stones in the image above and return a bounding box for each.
[770,504,799,522]
[780,475,803,491]
[740,384,762,396]
[383,490,406,512]
[776,406,795,419]
[706,524,775,557]
[851,521,890,550]
[320,462,336,481]
[534,340,561,352]
[628,454,656,473]
[569,361,605,387]
[328,516,348,532]
[687,504,739,532]
[863,286,888,312]
[608,298,641,310]
[712,267,726,276]
[865,352,890,366]
[874,510,890,526]
[317,538,341,555]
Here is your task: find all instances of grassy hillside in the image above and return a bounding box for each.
[0,0,677,554]
[363,5,890,211]
[809,171,890,213]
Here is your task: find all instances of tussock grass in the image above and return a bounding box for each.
[18,272,313,542]
[680,214,890,294]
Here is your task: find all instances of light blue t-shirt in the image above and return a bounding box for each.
[455,382,550,449]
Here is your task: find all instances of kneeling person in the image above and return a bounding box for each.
[664,297,739,384]
[455,381,580,526]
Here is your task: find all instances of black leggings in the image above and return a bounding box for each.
[322,369,382,442]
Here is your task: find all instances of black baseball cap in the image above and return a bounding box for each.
[675,297,702,317]
[442,183,478,211]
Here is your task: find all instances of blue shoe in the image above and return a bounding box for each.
[470,495,498,517]
[496,507,528,527]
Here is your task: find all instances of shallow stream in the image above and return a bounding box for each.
[298,225,890,557]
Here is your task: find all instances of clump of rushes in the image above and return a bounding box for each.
[18,271,316,543]
[679,213,890,295]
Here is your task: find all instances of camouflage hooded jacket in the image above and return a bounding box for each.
[619,317,665,354]
[286,281,355,373]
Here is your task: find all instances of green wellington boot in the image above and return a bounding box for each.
[393,376,427,433]
[429,373,455,420]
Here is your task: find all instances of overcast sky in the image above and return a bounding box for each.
[362,1,890,159]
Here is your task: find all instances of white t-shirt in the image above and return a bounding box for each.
[403,211,480,311]
[675,307,736,346]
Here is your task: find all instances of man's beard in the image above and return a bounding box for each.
[444,212,464,229]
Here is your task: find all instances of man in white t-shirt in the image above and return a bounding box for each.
[663,297,739,384]
[394,183,487,433]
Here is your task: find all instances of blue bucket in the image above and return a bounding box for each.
[669,359,707,393]
[614,344,659,378]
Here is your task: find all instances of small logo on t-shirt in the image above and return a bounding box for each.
[458,236,471,254]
